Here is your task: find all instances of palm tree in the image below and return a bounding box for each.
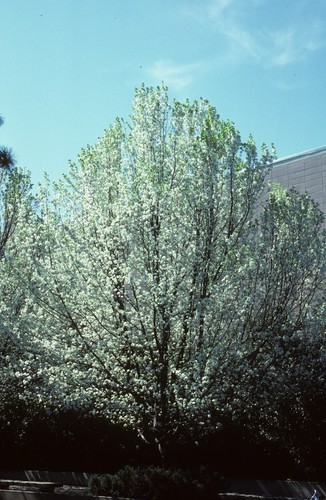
[0,115,15,170]
[0,114,19,255]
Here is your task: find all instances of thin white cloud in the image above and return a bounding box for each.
[207,0,233,18]
[268,22,324,67]
[147,0,325,93]
[271,30,296,66]
[148,60,203,91]
[220,22,262,61]
[184,0,325,68]
[275,80,295,92]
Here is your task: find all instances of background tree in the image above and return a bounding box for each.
[0,114,29,255]
[0,115,15,171]
[212,185,325,475]
[0,119,39,462]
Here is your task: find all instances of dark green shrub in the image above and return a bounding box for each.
[89,466,222,499]
[0,404,141,471]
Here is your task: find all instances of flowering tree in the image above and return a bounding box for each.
[0,166,38,444]
[0,117,36,431]
[10,86,324,457]
[213,186,325,431]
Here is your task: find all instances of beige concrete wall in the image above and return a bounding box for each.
[266,146,326,224]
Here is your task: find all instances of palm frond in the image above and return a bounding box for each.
[0,146,16,170]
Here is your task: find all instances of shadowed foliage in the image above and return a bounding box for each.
[0,116,15,171]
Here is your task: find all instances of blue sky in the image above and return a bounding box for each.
[1,0,326,187]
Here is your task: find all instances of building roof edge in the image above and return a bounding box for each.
[273,145,326,166]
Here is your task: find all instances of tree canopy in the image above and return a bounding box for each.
[1,86,325,467]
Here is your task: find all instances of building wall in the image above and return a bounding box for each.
[267,146,326,217]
